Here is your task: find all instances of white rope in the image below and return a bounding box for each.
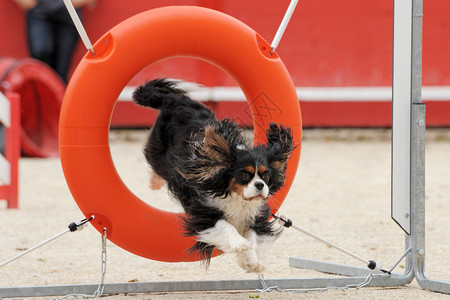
[270,0,300,54]
[0,229,70,268]
[62,0,95,55]
[291,222,371,266]
[0,216,108,300]
[0,218,92,268]
[274,215,384,272]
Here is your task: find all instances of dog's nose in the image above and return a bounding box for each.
[254,181,265,191]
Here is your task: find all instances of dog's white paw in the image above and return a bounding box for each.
[236,247,266,273]
[227,238,252,253]
[238,258,266,273]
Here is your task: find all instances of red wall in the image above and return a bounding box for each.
[1,0,449,127]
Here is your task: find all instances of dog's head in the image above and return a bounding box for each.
[177,121,294,202]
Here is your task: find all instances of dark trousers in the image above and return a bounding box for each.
[26,13,79,83]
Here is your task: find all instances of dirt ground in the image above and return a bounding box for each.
[1,128,449,299]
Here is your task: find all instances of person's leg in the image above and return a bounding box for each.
[26,13,55,68]
[54,21,79,83]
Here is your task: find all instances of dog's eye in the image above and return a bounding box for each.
[261,171,270,182]
[239,172,252,182]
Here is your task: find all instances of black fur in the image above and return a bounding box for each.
[133,78,294,265]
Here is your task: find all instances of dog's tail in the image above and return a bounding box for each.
[132,78,189,110]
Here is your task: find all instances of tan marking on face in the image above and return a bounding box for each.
[258,165,267,174]
[229,178,245,196]
[245,166,255,174]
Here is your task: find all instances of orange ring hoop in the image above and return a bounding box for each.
[59,6,302,262]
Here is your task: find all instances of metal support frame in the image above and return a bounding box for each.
[1,0,449,297]
[408,0,450,294]
[0,275,417,298]
[290,0,450,295]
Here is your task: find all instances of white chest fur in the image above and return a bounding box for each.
[208,192,265,235]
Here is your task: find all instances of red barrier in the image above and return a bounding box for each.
[0,57,64,157]
[0,93,20,208]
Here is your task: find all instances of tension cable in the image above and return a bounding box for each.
[272,214,390,274]
[0,216,94,268]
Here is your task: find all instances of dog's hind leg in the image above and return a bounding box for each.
[148,167,165,190]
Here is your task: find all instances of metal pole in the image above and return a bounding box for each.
[410,0,450,293]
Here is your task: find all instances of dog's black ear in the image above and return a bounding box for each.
[177,124,232,183]
[263,124,294,194]
[265,123,294,172]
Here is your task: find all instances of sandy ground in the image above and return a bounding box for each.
[1,128,450,299]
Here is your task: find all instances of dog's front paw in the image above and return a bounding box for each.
[237,257,266,273]
[236,248,266,273]
[227,238,252,253]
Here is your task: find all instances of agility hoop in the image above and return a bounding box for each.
[59,6,302,262]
